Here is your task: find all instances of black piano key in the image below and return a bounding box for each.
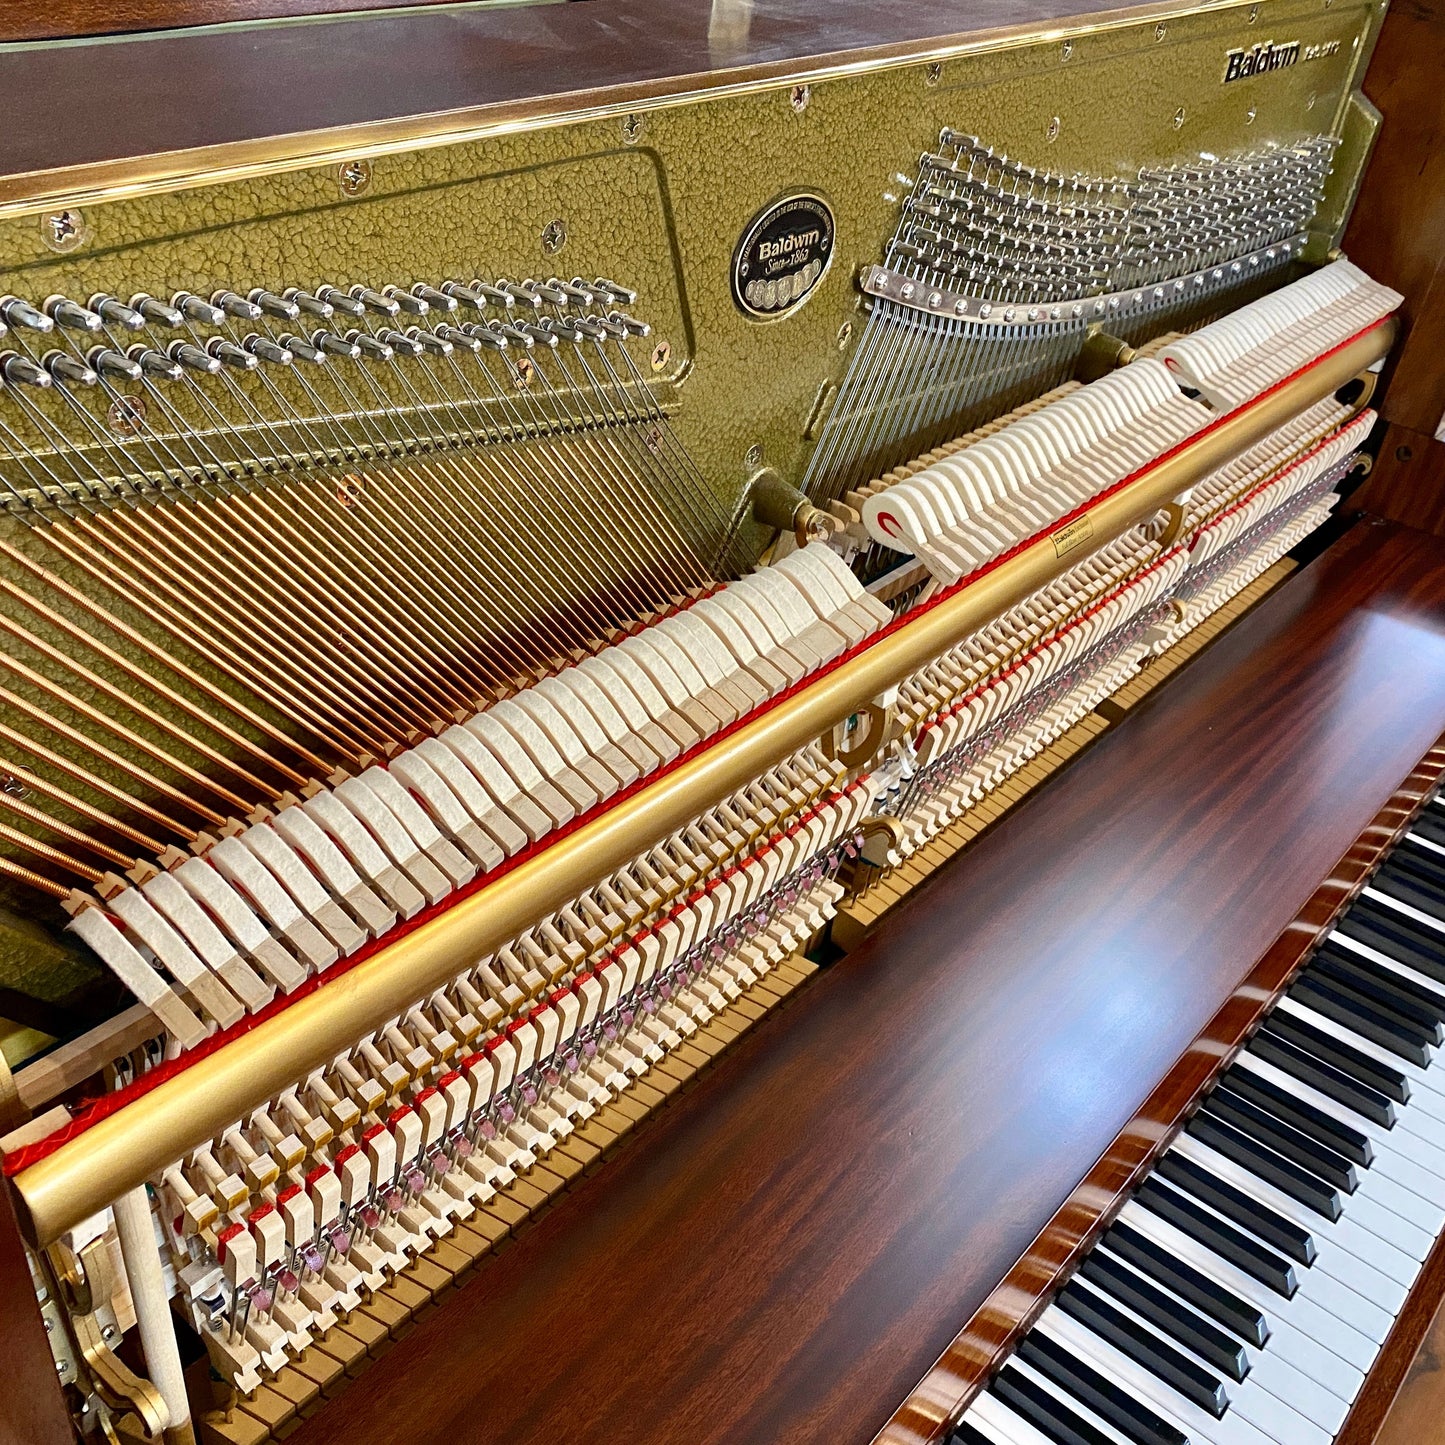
[1202,1087,1359,1193]
[1319,940,1445,1022]
[1223,1065,1373,1166]
[1409,809,1445,850]
[993,1366,1117,1445]
[1081,1250,1250,1382]
[1248,1028,1397,1127]
[1310,948,1445,1039]
[1103,1223,1269,1347]
[1186,1111,1343,1221]
[1392,837,1445,889]
[1056,1283,1230,1417]
[1263,1012,1410,1103]
[1019,1331,1189,1445]
[1135,1177,1298,1296]
[1287,976,1434,1067]
[1339,898,1445,983]
[1156,1150,1317,1265]
[1372,863,1445,924]
[949,1425,992,1445]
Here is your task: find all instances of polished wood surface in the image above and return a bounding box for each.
[1342,0,1445,440]
[884,717,1445,1444]
[291,518,1445,1445]
[1356,422,1445,540]
[1373,1285,1445,1445]
[0,1180,72,1445]
[0,0,1225,177]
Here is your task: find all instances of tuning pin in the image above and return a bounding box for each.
[89,294,146,330]
[314,285,364,319]
[347,286,399,317]
[433,323,482,354]
[459,323,507,351]
[376,328,423,358]
[204,338,258,372]
[0,353,51,387]
[88,348,144,382]
[467,280,516,309]
[528,278,568,305]
[555,278,595,306]
[592,278,638,305]
[44,297,103,333]
[175,293,226,327]
[312,331,362,360]
[248,289,302,321]
[514,322,558,348]
[167,341,222,374]
[488,321,533,349]
[244,335,295,367]
[275,333,325,364]
[499,280,544,309]
[213,290,262,322]
[283,288,334,319]
[127,346,183,381]
[382,285,428,316]
[404,327,453,357]
[410,284,457,313]
[131,294,185,328]
[43,351,98,386]
[0,296,53,333]
[348,331,395,362]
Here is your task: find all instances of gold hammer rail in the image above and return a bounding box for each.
[5,316,1395,1250]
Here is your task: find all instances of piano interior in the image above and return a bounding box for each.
[0,0,1442,1441]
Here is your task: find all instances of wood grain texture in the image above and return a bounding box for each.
[289,519,1445,1445]
[880,705,1445,1445]
[0,0,1260,176]
[1371,1283,1445,1445]
[1342,0,1445,437]
[0,1182,72,1445]
[1354,422,1445,538]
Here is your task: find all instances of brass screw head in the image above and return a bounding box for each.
[42,209,87,253]
[1173,106,1186,129]
[1245,105,1257,124]
[1046,115,1062,142]
[541,219,567,255]
[1307,91,1318,110]
[650,339,672,371]
[1249,3,1260,19]
[1061,39,1074,61]
[107,396,147,435]
[790,84,811,113]
[744,442,764,470]
[836,320,853,350]
[337,159,373,197]
[337,474,365,508]
[1155,20,1167,39]
[622,113,644,144]
[514,355,534,389]
[924,62,942,86]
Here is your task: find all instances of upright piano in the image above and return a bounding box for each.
[0,1,1441,1444]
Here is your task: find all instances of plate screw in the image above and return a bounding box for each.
[42,209,86,254]
[1245,105,1257,124]
[337,159,372,197]
[924,62,942,86]
[790,84,811,113]
[514,355,534,389]
[107,396,147,435]
[622,113,644,144]
[836,320,853,349]
[541,219,567,255]
[1155,21,1167,39]
[1307,91,1317,109]
[1061,38,1074,60]
[1173,106,1186,129]
[650,339,672,371]
[745,443,764,469]
[1046,116,1062,142]
[1249,3,1260,19]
